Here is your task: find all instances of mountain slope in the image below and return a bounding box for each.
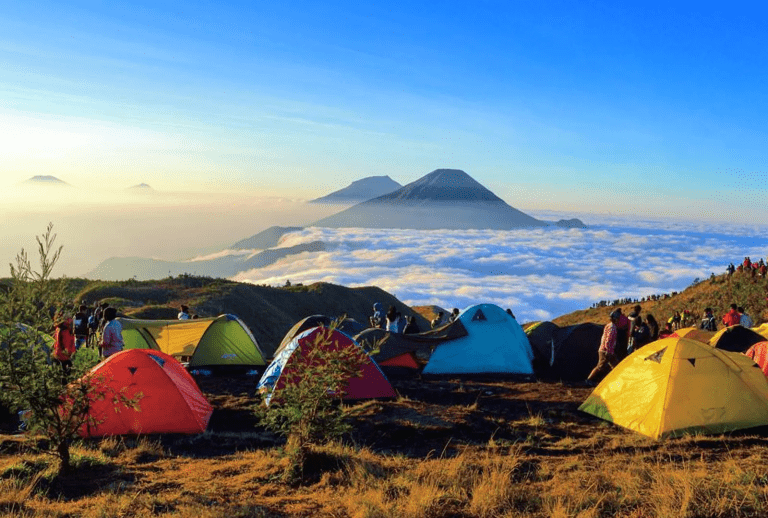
[552,271,768,328]
[313,169,548,229]
[310,175,402,204]
[73,278,429,357]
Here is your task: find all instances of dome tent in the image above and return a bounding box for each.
[79,349,212,437]
[546,323,604,381]
[118,314,265,369]
[709,325,765,353]
[258,326,396,406]
[422,304,534,376]
[745,341,768,376]
[273,315,367,359]
[580,337,768,439]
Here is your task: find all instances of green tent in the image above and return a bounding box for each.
[117,314,265,369]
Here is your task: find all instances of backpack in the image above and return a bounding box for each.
[701,316,717,332]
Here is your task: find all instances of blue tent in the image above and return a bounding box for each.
[422,304,534,376]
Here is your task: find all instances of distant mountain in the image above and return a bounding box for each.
[309,176,402,204]
[23,175,70,186]
[312,169,549,230]
[231,226,303,250]
[87,240,329,281]
[128,183,153,191]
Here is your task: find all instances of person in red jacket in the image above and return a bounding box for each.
[722,304,741,327]
[53,317,76,376]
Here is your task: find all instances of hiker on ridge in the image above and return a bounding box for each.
[587,310,620,385]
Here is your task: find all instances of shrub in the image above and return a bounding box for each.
[257,322,368,483]
[0,225,137,473]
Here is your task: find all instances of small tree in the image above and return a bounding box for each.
[0,225,131,473]
[257,323,367,482]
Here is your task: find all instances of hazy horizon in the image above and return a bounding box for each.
[3,2,767,219]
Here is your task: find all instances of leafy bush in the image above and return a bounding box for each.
[0,225,136,473]
[257,323,368,483]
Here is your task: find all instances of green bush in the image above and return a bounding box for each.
[0,225,137,473]
[256,323,367,483]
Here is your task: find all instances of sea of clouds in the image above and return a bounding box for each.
[232,213,768,323]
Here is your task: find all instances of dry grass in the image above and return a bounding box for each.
[2,432,768,517]
[4,376,768,517]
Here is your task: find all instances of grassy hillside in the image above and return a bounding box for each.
[68,276,430,358]
[553,271,768,329]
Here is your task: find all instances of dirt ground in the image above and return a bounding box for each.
[193,374,603,456]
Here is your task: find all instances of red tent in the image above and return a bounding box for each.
[80,349,213,437]
[745,341,768,377]
[259,327,396,404]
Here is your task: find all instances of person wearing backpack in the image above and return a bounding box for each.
[700,308,717,332]
[73,304,89,350]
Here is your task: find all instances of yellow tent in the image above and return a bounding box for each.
[579,337,768,439]
[753,323,768,340]
[117,315,265,369]
[674,327,715,343]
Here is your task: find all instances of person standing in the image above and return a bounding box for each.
[431,311,445,329]
[587,311,620,385]
[73,305,89,350]
[645,314,660,341]
[614,308,631,360]
[100,307,124,358]
[178,305,191,320]
[701,308,717,331]
[739,307,754,328]
[629,316,651,353]
[369,302,385,329]
[53,317,76,377]
[722,304,741,327]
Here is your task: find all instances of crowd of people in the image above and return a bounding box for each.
[587,300,758,385]
[727,257,768,279]
[367,304,515,335]
[52,302,199,377]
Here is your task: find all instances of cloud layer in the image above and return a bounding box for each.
[233,220,768,322]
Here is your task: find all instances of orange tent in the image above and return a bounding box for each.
[80,349,213,437]
[745,342,768,376]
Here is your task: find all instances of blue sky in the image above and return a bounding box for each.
[2,1,767,218]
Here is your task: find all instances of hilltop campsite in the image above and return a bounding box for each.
[3,266,768,517]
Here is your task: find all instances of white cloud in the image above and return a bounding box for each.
[232,220,768,323]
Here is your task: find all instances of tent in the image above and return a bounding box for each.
[525,321,560,371]
[545,323,604,381]
[422,304,534,376]
[753,323,768,340]
[258,326,396,405]
[80,349,213,437]
[671,327,715,343]
[579,337,768,439]
[273,315,366,359]
[118,314,265,369]
[710,325,765,353]
[355,323,467,361]
[745,342,768,376]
